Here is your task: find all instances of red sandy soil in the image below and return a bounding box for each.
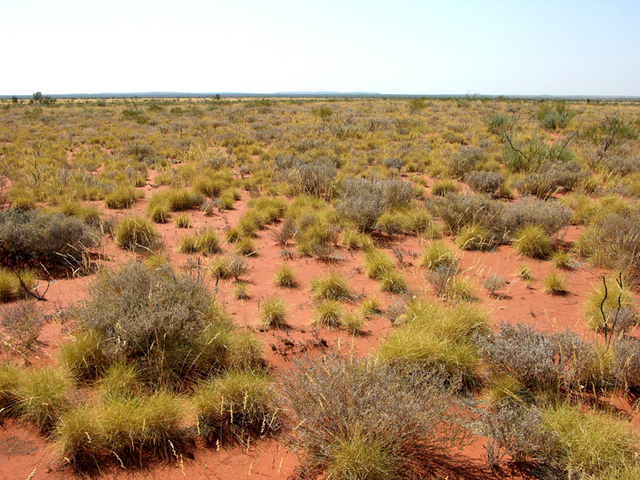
[0,170,636,480]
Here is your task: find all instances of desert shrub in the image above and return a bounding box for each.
[465,170,505,195]
[445,146,486,177]
[335,178,414,232]
[478,322,613,396]
[482,273,506,298]
[313,300,343,328]
[16,366,73,433]
[104,185,137,209]
[194,370,278,445]
[0,210,99,268]
[379,300,489,386]
[513,224,553,259]
[455,223,494,251]
[502,197,571,238]
[114,216,160,252]
[0,301,44,351]
[69,262,251,388]
[427,264,459,298]
[273,264,298,288]
[259,298,288,330]
[271,217,298,247]
[311,271,352,301]
[585,277,638,334]
[502,134,574,173]
[577,211,640,284]
[430,178,460,196]
[429,193,505,237]
[173,213,191,228]
[421,240,458,270]
[514,162,586,199]
[280,356,468,480]
[537,101,573,130]
[613,337,640,400]
[276,158,337,199]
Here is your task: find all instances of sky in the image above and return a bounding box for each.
[1,0,638,97]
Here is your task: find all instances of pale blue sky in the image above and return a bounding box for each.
[1,0,638,96]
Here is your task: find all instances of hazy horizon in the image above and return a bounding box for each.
[2,0,638,97]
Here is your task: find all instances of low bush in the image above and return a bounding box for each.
[465,170,505,195]
[67,262,257,388]
[502,197,572,238]
[194,370,278,446]
[0,301,44,351]
[429,193,504,237]
[114,216,160,253]
[482,273,506,298]
[0,210,99,268]
[280,356,468,479]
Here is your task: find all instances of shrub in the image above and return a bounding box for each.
[445,146,485,177]
[0,301,44,351]
[503,197,571,238]
[276,159,337,199]
[273,264,298,288]
[70,262,245,388]
[259,298,288,330]
[311,271,352,301]
[0,210,99,268]
[514,162,586,199]
[313,300,343,328]
[483,273,506,298]
[429,193,504,237]
[114,216,160,253]
[193,371,278,445]
[513,224,553,259]
[465,170,505,195]
[280,356,467,480]
[335,178,414,232]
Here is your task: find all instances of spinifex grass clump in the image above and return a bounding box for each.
[379,299,490,387]
[311,271,352,301]
[193,370,279,446]
[114,216,160,253]
[259,298,289,330]
[280,356,469,480]
[64,262,260,389]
